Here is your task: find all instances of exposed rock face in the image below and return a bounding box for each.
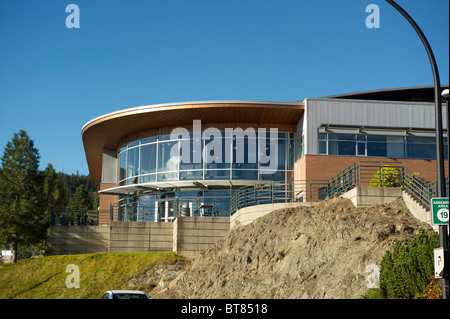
[132,197,432,299]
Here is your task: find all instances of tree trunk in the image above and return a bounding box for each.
[12,241,18,263]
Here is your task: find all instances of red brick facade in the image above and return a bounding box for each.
[98,183,116,226]
[294,155,449,184]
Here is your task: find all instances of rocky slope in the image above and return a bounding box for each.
[130,197,433,299]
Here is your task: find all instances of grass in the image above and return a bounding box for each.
[0,251,183,299]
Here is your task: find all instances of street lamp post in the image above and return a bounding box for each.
[385,0,449,299]
[443,89,449,178]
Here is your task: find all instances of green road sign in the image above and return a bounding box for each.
[431,197,449,226]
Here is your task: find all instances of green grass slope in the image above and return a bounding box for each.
[0,251,183,299]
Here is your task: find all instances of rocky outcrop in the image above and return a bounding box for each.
[132,197,432,299]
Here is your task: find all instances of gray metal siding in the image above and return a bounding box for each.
[303,98,447,155]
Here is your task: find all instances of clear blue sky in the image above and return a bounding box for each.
[0,0,448,176]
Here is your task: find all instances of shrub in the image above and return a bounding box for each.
[414,276,442,299]
[379,229,439,299]
[369,165,403,188]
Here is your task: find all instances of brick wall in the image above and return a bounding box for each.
[98,183,116,226]
[295,155,449,183]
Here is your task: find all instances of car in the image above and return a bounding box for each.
[101,290,150,299]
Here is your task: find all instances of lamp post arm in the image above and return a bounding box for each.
[385,0,448,300]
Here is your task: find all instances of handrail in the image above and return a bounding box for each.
[230,161,449,215]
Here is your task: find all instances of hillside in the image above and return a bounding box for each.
[0,197,435,299]
[0,251,183,299]
[142,197,433,299]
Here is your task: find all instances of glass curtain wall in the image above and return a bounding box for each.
[117,131,295,186]
[318,133,448,160]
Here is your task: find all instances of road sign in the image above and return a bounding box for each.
[431,197,449,226]
[434,247,444,279]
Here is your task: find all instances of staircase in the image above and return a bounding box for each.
[401,189,438,231]
[327,161,447,230]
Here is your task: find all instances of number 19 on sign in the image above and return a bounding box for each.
[431,198,449,226]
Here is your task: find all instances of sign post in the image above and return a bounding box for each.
[434,247,444,279]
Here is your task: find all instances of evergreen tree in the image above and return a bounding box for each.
[67,184,93,211]
[40,164,68,253]
[42,164,68,214]
[379,229,439,298]
[0,130,45,263]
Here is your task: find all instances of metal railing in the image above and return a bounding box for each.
[230,161,449,215]
[230,180,328,215]
[51,210,99,226]
[326,161,449,210]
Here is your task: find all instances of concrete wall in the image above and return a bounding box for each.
[341,187,402,207]
[109,222,173,253]
[174,217,230,258]
[230,202,318,229]
[49,218,228,257]
[49,225,110,255]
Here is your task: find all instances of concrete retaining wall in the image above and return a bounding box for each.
[49,218,227,257]
[341,187,403,207]
[109,222,173,253]
[49,225,110,255]
[230,202,319,229]
[174,217,230,257]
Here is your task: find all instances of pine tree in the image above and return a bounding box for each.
[42,163,68,214]
[67,184,93,211]
[0,130,45,263]
[40,163,68,253]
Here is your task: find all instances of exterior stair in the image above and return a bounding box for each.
[401,189,438,231]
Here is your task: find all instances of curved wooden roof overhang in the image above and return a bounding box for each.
[82,101,304,182]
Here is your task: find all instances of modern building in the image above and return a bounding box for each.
[81,86,449,225]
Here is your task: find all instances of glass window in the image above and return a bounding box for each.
[319,141,327,155]
[277,139,286,170]
[259,139,279,169]
[157,171,177,181]
[179,138,203,170]
[119,151,127,183]
[288,138,294,168]
[179,170,203,180]
[127,147,139,178]
[158,134,171,141]
[367,142,387,157]
[328,141,356,156]
[367,135,387,142]
[206,136,230,169]
[140,174,156,183]
[296,136,303,160]
[158,141,178,172]
[141,136,157,145]
[140,143,157,175]
[232,170,258,180]
[387,142,405,158]
[357,143,365,156]
[260,170,285,181]
[205,170,230,180]
[406,143,436,159]
[328,134,355,141]
[233,135,257,169]
[128,140,139,148]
